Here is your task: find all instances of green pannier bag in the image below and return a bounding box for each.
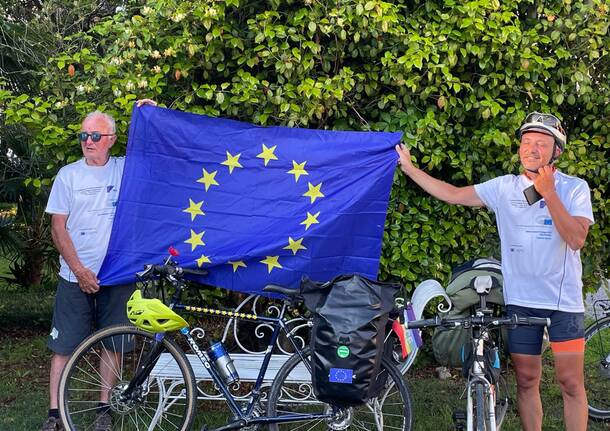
[432,258,505,367]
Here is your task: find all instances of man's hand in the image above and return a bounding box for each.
[533,165,556,198]
[74,267,100,294]
[395,143,414,174]
[136,99,157,107]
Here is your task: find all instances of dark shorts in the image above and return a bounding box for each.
[506,304,585,355]
[48,277,136,355]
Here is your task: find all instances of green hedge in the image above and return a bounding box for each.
[1,0,608,291]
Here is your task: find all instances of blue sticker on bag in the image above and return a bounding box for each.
[329,368,353,384]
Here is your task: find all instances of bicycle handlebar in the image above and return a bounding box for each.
[405,314,550,329]
[136,264,208,279]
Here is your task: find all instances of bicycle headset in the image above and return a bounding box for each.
[126,290,189,333]
[516,112,567,172]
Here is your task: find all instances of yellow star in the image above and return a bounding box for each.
[184,229,205,251]
[284,237,307,255]
[228,260,247,272]
[196,169,219,191]
[287,160,308,182]
[221,151,243,174]
[300,211,320,230]
[196,254,211,267]
[183,198,205,221]
[303,182,324,204]
[256,144,278,166]
[260,256,283,273]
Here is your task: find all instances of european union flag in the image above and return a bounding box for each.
[98,105,401,295]
[328,368,354,384]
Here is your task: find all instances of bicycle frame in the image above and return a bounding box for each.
[125,274,335,430]
[465,323,499,431]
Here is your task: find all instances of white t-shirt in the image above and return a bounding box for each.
[474,171,594,312]
[46,157,125,281]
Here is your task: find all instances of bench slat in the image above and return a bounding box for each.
[152,353,310,383]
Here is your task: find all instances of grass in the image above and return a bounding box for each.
[0,285,608,430]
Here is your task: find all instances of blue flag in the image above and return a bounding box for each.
[98,105,401,295]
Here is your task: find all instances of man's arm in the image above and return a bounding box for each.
[533,166,590,250]
[51,214,100,293]
[396,144,484,207]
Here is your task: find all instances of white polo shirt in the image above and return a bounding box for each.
[474,171,594,312]
[46,157,125,281]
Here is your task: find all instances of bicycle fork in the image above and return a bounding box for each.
[466,336,498,431]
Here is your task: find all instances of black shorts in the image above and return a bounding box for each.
[48,277,135,355]
[506,304,585,355]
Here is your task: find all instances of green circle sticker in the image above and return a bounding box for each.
[337,345,350,358]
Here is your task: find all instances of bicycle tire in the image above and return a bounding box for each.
[58,324,197,431]
[266,347,413,431]
[584,316,610,420]
[473,382,486,431]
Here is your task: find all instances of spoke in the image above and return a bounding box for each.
[78,356,105,387]
[67,404,101,416]
[93,344,121,382]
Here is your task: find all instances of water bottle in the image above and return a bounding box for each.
[206,341,239,385]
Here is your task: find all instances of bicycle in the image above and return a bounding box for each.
[584,298,610,420]
[405,275,549,431]
[58,259,413,431]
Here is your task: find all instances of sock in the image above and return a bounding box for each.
[48,409,60,419]
[97,403,110,415]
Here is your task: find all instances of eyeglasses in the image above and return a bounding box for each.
[78,131,115,142]
[523,112,566,135]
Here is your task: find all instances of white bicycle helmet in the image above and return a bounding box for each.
[516,111,567,152]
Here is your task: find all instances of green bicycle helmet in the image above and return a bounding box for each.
[126,290,188,333]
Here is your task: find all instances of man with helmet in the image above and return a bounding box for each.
[396,112,593,431]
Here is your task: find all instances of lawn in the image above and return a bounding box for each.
[0,285,608,430]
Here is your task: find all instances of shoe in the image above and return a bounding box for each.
[40,416,64,431]
[93,411,112,431]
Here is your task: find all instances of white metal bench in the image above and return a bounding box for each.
[150,279,452,399]
[146,279,454,430]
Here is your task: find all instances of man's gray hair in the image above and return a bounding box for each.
[83,110,116,133]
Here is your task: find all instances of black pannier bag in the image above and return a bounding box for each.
[300,274,400,407]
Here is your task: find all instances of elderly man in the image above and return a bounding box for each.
[396,112,593,431]
[41,100,155,431]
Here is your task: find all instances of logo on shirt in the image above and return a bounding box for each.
[539,201,546,208]
[535,216,553,226]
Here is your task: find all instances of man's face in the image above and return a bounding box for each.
[518,131,558,172]
[80,116,116,165]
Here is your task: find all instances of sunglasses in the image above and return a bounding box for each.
[78,131,115,142]
[524,112,566,134]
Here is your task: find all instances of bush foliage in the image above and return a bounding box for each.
[1,0,608,290]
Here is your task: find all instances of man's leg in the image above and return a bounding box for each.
[511,353,543,431]
[49,354,70,409]
[506,305,547,431]
[98,349,120,404]
[45,278,94,429]
[96,284,136,404]
[553,350,587,431]
[549,310,587,431]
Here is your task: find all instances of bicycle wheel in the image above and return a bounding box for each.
[584,316,610,420]
[473,382,486,431]
[59,324,197,431]
[267,347,413,431]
